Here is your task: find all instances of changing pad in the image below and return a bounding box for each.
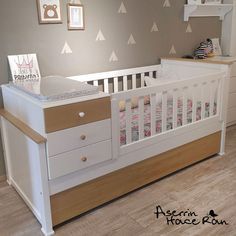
[9,76,99,101]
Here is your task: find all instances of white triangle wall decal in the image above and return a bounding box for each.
[96,30,106,41]
[169,45,176,55]
[151,22,159,32]
[128,34,136,45]
[61,41,72,54]
[163,0,171,7]
[109,51,118,62]
[186,23,192,33]
[118,2,127,14]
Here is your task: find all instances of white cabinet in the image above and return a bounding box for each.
[184,3,233,21]
[227,63,236,125]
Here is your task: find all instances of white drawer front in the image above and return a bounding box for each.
[47,119,111,157]
[48,140,112,179]
[231,62,236,77]
[228,92,236,109]
[229,77,236,93]
[227,107,236,125]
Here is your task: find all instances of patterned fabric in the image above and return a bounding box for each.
[194,39,214,59]
[120,99,216,146]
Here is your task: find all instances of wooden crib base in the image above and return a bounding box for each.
[50,132,221,226]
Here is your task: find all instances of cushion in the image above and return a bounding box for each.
[119,96,150,112]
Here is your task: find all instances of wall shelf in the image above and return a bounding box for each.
[184,4,233,21]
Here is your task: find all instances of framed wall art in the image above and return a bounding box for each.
[37,0,62,24]
[67,4,85,30]
[8,54,41,81]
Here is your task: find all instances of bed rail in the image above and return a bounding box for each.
[69,65,161,93]
[111,71,225,157]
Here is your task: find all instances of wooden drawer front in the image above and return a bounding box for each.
[44,97,111,133]
[48,140,112,179]
[228,92,236,109]
[47,119,111,157]
[229,77,236,93]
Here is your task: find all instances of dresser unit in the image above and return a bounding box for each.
[0,84,111,235]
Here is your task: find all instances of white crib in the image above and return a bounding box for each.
[0,58,231,235]
[70,59,229,161]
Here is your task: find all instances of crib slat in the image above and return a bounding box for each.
[201,83,205,120]
[216,79,222,116]
[162,92,167,132]
[138,96,144,140]
[182,88,187,126]
[151,94,156,135]
[93,80,98,86]
[125,99,132,144]
[192,86,196,123]
[173,90,178,129]
[132,75,136,89]
[209,81,215,117]
[141,73,145,87]
[123,76,128,91]
[104,79,109,93]
[113,77,118,93]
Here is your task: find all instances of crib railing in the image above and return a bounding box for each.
[111,71,225,155]
[69,65,160,93]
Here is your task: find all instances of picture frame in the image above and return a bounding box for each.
[36,0,62,24]
[67,4,85,30]
[8,54,41,81]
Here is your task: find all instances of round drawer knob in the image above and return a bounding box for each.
[79,112,85,118]
[80,135,86,140]
[81,157,87,162]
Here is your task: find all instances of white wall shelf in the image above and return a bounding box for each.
[184,4,233,21]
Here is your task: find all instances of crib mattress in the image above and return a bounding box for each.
[120,99,216,146]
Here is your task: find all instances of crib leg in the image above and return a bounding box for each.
[219,122,226,156]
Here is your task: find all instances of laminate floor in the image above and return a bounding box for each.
[1,126,236,236]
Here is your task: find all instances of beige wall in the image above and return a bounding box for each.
[0,0,222,176]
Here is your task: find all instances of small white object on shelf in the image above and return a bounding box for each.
[188,0,201,5]
[184,3,233,21]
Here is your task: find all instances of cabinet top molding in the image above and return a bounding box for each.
[184,4,233,21]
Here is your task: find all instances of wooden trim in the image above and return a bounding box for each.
[0,175,6,183]
[44,97,111,133]
[0,109,46,144]
[50,132,221,226]
[161,57,236,65]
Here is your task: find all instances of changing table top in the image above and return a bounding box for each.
[9,76,99,102]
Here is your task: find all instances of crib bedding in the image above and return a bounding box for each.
[120,99,216,145]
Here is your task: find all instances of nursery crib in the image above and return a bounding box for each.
[70,59,228,161]
[1,58,231,235]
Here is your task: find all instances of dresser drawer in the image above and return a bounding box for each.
[231,62,236,77]
[229,77,236,93]
[227,107,236,125]
[47,119,111,157]
[228,92,236,109]
[44,97,111,133]
[48,140,112,179]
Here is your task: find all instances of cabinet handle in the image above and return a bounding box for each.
[81,157,87,162]
[78,112,85,118]
[80,135,86,140]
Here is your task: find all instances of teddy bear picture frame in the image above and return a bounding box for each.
[37,0,62,24]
